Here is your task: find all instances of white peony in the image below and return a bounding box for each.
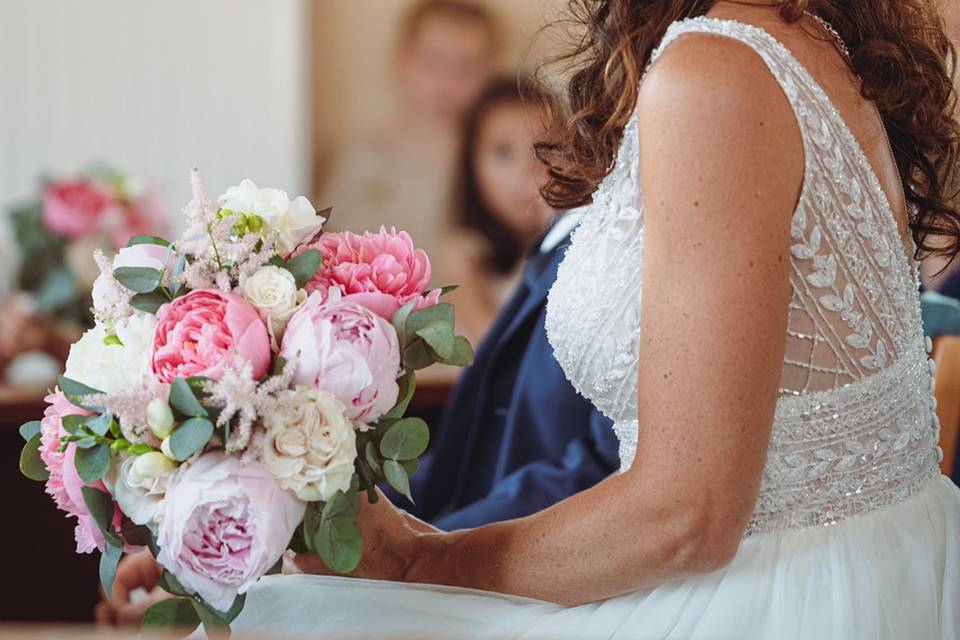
[113,453,175,527]
[240,265,307,344]
[219,179,325,254]
[64,313,157,393]
[261,388,357,502]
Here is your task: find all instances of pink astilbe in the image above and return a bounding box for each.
[202,355,298,453]
[100,378,171,445]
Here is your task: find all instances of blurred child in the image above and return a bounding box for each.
[321,0,500,269]
[440,77,554,344]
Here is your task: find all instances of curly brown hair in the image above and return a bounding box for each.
[537,0,960,260]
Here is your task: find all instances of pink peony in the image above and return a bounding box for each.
[109,191,169,249]
[41,179,114,239]
[40,390,123,554]
[281,292,401,424]
[294,228,442,320]
[157,452,305,612]
[151,289,271,383]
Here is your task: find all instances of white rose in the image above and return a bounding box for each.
[261,389,357,502]
[219,179,325,254]
[64,313,156,393]
[113,453,175,527]
[240,266,306,343]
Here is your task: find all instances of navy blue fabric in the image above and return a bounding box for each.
[386,233,620,529]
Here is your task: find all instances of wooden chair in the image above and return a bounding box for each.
[933,336,960,476]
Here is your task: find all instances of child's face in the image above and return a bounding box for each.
[474,102,553,240]
[399,15,495,120]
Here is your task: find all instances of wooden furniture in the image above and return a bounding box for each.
[933,336,960,476]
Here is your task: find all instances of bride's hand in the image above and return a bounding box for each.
[287,488,437,582]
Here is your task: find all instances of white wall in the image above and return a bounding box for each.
[0,0,311,224]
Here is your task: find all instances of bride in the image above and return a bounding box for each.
[120,0,960,637]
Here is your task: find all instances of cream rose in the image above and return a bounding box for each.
[112,452,176,527]
[64,312,157,393]
[240,265,306,343]
[261,388,357,501]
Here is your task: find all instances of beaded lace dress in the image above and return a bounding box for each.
[228,17,959,640]
[546,16,943,536]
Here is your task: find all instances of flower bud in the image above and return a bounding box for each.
[161,436,175,460]
[146,398,175,439]
[132,451,176,479]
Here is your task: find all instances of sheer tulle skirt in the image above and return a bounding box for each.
[227,475,960,639]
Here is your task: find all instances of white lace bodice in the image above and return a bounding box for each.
[545,17,942,535]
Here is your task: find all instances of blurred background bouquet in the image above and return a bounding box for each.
[2,168,167,388]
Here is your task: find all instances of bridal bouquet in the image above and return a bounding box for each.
[8,167,168,325]
[17,170,472,635]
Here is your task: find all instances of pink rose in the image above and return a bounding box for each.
[157,452,305,612]
[294,228,442,320]
[40,390,123,553]
[41,180,114,238]
[281,292,401,424]
[151,289,270,383]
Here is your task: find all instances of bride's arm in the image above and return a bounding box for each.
[374,37,802,606]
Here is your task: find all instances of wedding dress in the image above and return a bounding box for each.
[228,17,960,639]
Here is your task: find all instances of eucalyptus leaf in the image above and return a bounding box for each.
[61,414,87,435]
[380,418,429,461]
[159,569,190,597]
[19,433,48,481]
[169,377,209,418]
[141,597,200,631]
[391,300,418,348]
[415,320,455,359]
[285,249,323,289]
[383,459,412,501]
[99,541,123,598]
[129,291,168,314]
[169,417,214,461]
[85,413,113,437]
[58,375,105,412]
[403,338,436,370]
[440,336,475,367]
[75,443,111,482]
[288,524,309,554]
[82,486,123,547]
[316,516,362,574]
[113,266,162,294]
[405,303,454,337]
[120,524,153,548]
[400,457,421,478]
[382,372,416,421]
[74,435,100,449]
[127,234,170,247]
[302,503,322,554]
[19,420,41,442]
[322,490,361,520]
[364,440,383,476]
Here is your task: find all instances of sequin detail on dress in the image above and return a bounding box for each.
[545,16,941,536]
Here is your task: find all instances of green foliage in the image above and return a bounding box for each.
[61,414,87,434]
[141,597,200,631]
[58,375,105,412]
[127,234,170,247]
[159,570,190,597]
[99,541,123,598]
[383,459,412,501]
[19,433,48,481]
[379,418,429,461]
[313,491,363,574]
[84,413,114,437]
[130,291,168,314]
[400,457,421,478]
[75,443,110,482]
[381,372,416,420]
[120,524,153,547]
[169,377,209,418]
[284,249,323,289]
[168,417,214,461]
[19,420,41,442]
[81,487,122,547]
[445,336,476,367]
[113,266,162,294]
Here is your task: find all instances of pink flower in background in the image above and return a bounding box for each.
[109,191,169,249]
[294,228,441,320]
[151,290,270,383]
[157,452,305,612]
[39,390,122,554]
[41,179,114,238]
[281,292,401,424]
